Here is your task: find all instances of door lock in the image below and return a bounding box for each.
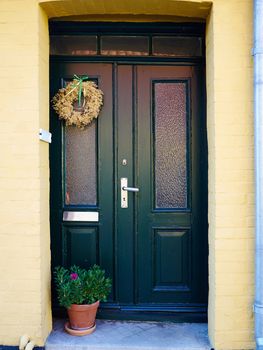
[121,178,139,208]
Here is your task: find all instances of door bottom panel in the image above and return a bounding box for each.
[97,303,207,322]
[53,304,207,323]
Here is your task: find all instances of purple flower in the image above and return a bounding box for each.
[70,273,78,280]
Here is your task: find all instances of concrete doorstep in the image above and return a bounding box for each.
[45,319,211,350]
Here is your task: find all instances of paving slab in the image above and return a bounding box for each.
[46,319,211,350]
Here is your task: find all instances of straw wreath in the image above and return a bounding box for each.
[52,75,103,129]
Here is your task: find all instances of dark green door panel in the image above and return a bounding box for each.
[115,65,135,304]
[50,62,207,320]
[136,66,207,305]
[63,225,99,267]
[153,229,191,292]
[50,62,115,303]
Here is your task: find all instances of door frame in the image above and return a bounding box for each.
[50,22,208,322]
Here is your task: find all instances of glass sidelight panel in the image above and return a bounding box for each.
[154,82,188,209]
[65,123,97,205]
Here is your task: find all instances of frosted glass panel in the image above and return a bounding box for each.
[50,35,97,55]
[101,36,148,56]
[152,36,202,57]
[154,82,187,208]
[65,124,97,205]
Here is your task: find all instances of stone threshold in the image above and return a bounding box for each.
[46,319,211,350]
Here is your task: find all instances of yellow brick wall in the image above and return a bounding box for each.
[0,0,51,345]
[0,0,254,348]
[206,1,254,349]
[39,5,52,343]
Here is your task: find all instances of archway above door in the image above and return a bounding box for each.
[39,0,212,20]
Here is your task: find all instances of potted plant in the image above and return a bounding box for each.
[54,264,111,335]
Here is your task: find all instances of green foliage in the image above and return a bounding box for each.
[54,265,112,309]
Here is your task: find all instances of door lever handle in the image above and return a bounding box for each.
[121,178,139,208]
[122,186,139,192]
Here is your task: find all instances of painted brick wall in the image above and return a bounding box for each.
[0,0,51,346]
[0,0,254,348]
[206,1,254,349]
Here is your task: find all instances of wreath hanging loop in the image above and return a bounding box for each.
[52,74,104,129]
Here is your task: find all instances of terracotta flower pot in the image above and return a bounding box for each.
[67,301,100,330]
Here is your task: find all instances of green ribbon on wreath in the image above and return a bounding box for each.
[66,74,89,107]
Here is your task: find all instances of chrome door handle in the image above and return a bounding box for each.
[122,186,139,192]
[121,178,139,208]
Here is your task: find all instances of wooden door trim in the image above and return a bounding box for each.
[49,21,205,35]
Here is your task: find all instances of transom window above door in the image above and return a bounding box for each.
[50,35,203,57]
[49,22,204,58]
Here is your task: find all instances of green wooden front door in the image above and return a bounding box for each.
[50,62,207,321]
